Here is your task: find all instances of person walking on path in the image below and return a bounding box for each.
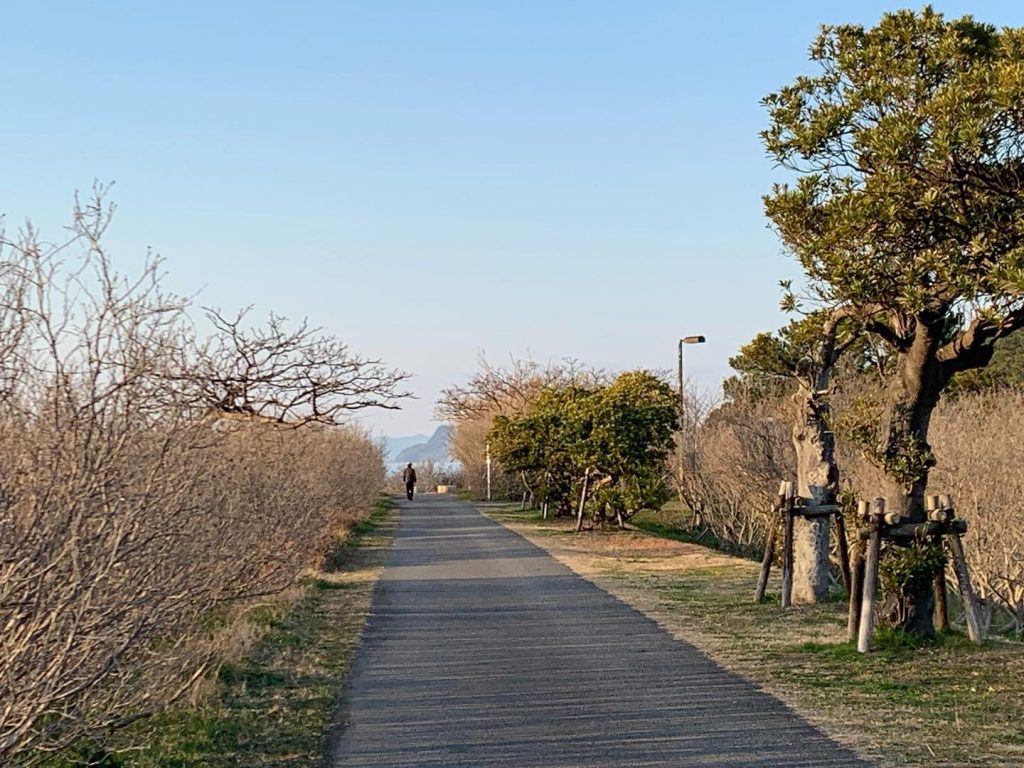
[402,463,416,500]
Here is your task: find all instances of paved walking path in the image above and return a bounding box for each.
[330,497,870,767]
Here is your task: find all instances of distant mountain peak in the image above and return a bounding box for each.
[382,432,428,457]
[394,425,452,464]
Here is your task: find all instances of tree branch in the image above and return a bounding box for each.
[939,306,1024,375]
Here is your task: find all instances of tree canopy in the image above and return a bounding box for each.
[762,6,1024,635]
[764,7,1024,375]
[488,371,677,523]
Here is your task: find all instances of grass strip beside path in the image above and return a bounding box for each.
[118,498,398,768]
[480,503,1024,768]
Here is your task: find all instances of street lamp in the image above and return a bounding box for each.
[677,335,706,483]
[677,335,706,419]
[485,440,492,502]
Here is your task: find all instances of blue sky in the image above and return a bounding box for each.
[2,1,1022,436]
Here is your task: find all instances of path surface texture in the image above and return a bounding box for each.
[330,497,870,767]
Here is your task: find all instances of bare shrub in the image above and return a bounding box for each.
[911,393,1024,635]
[0,192,394,761]
[680,391,794,555]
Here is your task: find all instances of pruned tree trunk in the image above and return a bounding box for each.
[877,319,945,638]
[791,385,838,603]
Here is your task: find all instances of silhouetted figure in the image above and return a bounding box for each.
[402,463,416,501]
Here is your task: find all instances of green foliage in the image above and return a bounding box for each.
[579,371,678,479]
[726,311,885,411]
[489,385,592,510]
[487,371,677,522]
[763,8,1024,315]
[730,314,838,381]
[879,541,947,598]
[727,331,797,405]
[763,7,1024,507]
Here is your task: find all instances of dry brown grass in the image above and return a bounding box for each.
[486,505,1024,768]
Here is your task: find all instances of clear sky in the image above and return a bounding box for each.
[3,1,1022,437]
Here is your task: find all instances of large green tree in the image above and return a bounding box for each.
[763,7,1024,636]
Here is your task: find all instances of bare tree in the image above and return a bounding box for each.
[0,189,399,762]
[192,308,411,426]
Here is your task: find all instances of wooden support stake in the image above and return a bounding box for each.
[857,499,870,520]
[755,520,777,603]
[882,519,966,541]
[781,490,795,609]
[835,512,852,596]
[755,484,788,603]
[847,538,864,642]
[799,508,840,519]
[575,467,591,533]
[857,497,885,653]
[947,531,983,644]
[933,566,949,633]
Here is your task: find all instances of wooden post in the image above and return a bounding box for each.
[755,526,777,603]
[847,538,864,642]
[835,512,852,596]
[933,566,949,632]
[848,500,869,641]
[923,496,948,631]
[947,530,983,644]
[575,467,591,532]
[754,483,788,603]
[780,481,795,609]
[857,497,884,653]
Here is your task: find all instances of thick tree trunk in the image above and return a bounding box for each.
[878,319,946,639]
[791,385,838,604]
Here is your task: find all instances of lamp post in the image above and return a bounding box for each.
[485,440,492,502]
[677,335,706,480]
[678,335,706,421]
